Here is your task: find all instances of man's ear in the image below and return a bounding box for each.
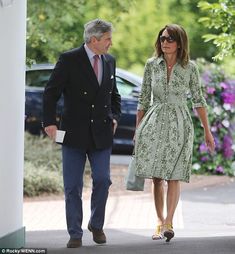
[91,36,97,43]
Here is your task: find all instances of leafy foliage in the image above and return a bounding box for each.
[27,0,217,72]
[24,132,62,171]
[24,132,63,196]
[198,0,235,60]
[24,132,91,196]
[192,59,235,175]
[27,0,135,64]
[24,161,63,196]
[166,0,217,61]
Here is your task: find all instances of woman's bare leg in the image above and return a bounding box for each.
[165,180,180,225]
[153,178,165,225]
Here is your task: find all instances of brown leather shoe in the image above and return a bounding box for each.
[88,223,106,244]
[67,238,82,248]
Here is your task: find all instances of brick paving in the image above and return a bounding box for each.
[23,164,233,233]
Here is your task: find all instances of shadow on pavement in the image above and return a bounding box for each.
[26,229,235,254]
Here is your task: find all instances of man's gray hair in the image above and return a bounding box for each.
[83,19,113,43]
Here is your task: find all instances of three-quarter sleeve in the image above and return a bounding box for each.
[189,62,207,109]
[137,60,152,111]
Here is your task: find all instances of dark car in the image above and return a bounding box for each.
[25,64,142,153]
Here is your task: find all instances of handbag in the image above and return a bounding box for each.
[125,154,145,191]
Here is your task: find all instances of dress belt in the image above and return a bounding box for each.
[153,101,187,106]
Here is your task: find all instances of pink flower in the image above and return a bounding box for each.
[200,156,209,162]
[199,143,208,153]
[202,71,211,84]
[220,82,229,89]
[214,136,221,150]
[222,135,234,159]
[216,166,224,174]
[207,87,216,94]
[221,92,235,105]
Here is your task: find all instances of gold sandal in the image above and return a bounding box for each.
[163,224,174,242]
[152,225,164,240]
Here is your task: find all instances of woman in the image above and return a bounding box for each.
[134,24,215,242]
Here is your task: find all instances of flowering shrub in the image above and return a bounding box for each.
[191,58,235,176]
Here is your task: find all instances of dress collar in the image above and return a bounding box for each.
[156,55,165,65]
[156,55,180,67]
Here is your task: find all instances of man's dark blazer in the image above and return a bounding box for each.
[43,45,121,149]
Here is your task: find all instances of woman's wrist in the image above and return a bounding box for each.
[204,127,211,135]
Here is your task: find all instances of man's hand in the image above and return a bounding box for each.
[113,119,118,135]
[44,125,57,140]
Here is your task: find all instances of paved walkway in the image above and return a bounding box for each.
[23,167,235,253]
[23,172,232,231]
[24,190,183,232]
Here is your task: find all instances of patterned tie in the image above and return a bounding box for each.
[93,55,99,80]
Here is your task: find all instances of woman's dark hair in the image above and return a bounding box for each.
[155,24,189,67]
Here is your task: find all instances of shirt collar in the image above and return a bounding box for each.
[84,44,100,60]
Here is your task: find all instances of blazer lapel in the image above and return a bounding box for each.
[78,45,100,89]
[100,55,111,88]
[75,46,112,91]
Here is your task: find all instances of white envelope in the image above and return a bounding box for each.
[55,130,66,143]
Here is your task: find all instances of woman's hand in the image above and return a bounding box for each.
[205,130,215,154]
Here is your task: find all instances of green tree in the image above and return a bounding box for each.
[27,0,84,64]
[111,0,172,73]
[27,0,219,71]
[169,0,217,61]
[112,0,218,73]
[198,0,235,61]
[27,0,134,64]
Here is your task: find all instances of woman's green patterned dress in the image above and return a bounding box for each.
[135,56,207,182]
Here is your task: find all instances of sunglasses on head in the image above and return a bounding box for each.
[159,35,175,43]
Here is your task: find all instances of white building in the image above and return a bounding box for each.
[0,0,26,247]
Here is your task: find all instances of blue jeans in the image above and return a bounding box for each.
[62,145,112,239]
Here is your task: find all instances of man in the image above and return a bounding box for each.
[43,19,121,248]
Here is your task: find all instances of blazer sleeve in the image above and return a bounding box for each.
[42,54,68,127]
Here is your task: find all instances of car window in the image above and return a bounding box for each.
[26,70,52,87]
[116,77,136,97]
